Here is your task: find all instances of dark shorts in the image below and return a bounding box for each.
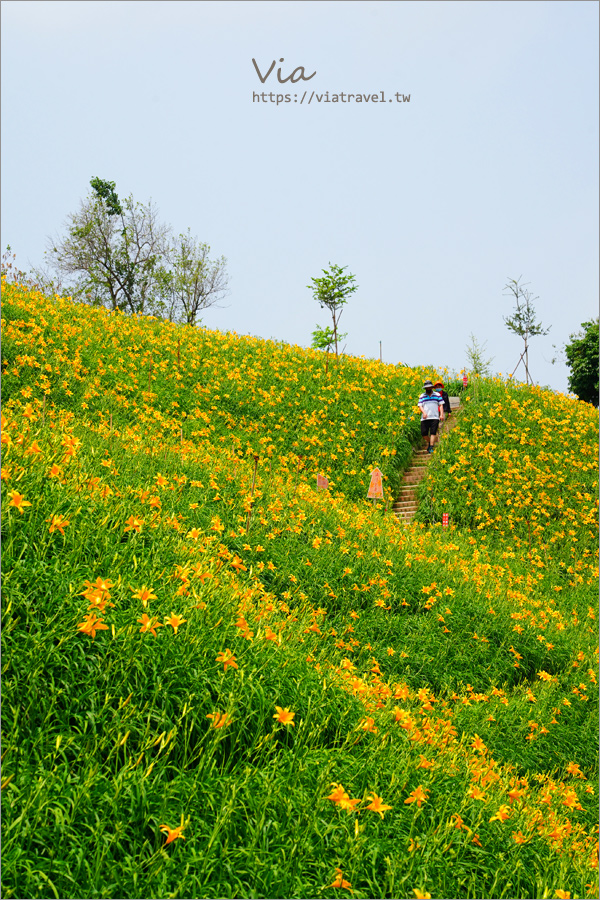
[421,419,439,436]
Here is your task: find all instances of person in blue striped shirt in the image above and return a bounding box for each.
[418,380,444,453]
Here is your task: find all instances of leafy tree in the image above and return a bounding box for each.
[465,332,494,378]
[159,230,229,325]
[307,263,357,358]
[503,277,550,385]
[43,178,228,323]
[45,178,169,315]
[564,319,599,406]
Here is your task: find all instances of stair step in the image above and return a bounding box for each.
[393,414,461,508]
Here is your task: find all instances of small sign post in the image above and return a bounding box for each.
[367,468,384,503]
[462,375,468,388]
[442,513,449,527]
[316,474,329,491]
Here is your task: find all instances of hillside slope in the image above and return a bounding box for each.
[2,280,598,900]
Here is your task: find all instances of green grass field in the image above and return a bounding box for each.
[2,278,598,900]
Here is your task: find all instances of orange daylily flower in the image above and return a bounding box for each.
[404,785,429,808]
[216,649,238,671]
[131,585,158,608]
[86,591,114,614]
[327,784,348,803]
[77,613,109,639]
[330,868,352,889]
[327,784,361,812]
[358,716,378,734]
[365,793,392,818]
[47,514,70,536]
[159,819,185,845]
[273,706,295,727]
[124,515,143,533]
[489,805,510,823]
[138,614,163,637]
[394,683,410,700]
[24,440,42,455]
[8,491,32,514]
[471,734,486,752]
[562,789,582,810]
[165,612,186,634]
[413,892,431,899]
[206,711,232,729]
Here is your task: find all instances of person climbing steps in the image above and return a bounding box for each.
[418,379,444,453]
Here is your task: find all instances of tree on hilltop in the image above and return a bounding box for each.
[465,333,494,378]
[308,263,357,359]
[160,230,229,326]
[564,319,599,406]
[43,178,228,322]
[503,277,550,385]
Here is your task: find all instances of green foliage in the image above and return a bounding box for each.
[310,324,345,352]
[307,263,357,358]
[564,319,599,407]
[90,176,123,217]
[465,333,494,378]
[1,280,598,900]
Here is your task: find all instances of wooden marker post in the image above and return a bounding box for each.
[316,473,329,491]
[245,455,259,534]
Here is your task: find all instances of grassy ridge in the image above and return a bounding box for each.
[1,280,598,900]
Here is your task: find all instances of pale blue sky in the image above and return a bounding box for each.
[2,0,598,393]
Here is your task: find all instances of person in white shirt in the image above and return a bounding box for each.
[418,380,444,453]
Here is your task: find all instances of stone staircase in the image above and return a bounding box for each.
[392,398,460,524]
